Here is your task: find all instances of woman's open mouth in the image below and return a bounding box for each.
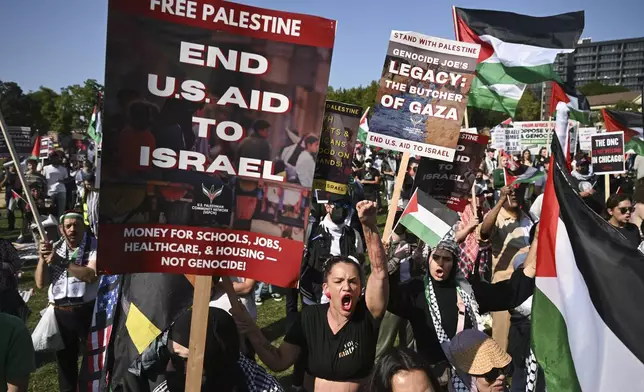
[341,294,352,311]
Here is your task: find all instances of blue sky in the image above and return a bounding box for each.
[1,0,642,92]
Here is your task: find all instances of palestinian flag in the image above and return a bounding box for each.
[87,103,102,145]
[603,108,643,143]
[532,136,644,391]
[357,109,369,143]
[110,273,194,387]
[396,189,459,247]
[549,82,591,124]
[454,7,584,117]
[501,117,513,126]
[507,165,545,185]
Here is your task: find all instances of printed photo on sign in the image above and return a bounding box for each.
[98,0,335,287]
[414,133,489,212]
[367,31,480,161]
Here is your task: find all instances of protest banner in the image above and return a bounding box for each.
[414,132,489,212]
[313,101,362,195]
[591,132,625,175]
[579,127,598,151]
[0,126,31,159]
[99,0,335,288]
[367,31,480,161]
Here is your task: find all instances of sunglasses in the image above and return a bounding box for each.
[477,364,513,383]
[618,207,634,214]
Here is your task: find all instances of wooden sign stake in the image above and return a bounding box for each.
[184,275,213,391]
[382,151,410,241]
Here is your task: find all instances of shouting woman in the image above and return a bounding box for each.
[387,235,536,390]
[231,200,388,392]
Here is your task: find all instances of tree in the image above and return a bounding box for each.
[0,81,33,126]
[327,81,378,112]
[27,87,59,133]
[614,99,641,112]
[514,89,541,121]
[578,80,629,96]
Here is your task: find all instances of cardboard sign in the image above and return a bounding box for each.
[367,31,480,161]
[579,127,598,151]
[591,132,625,175]
[98,0,336,287]
[0,126,31,159]
[414,133,489,212]
[313,101,362,195]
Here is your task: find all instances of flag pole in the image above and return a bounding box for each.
[451,6,471,130]
[360,107,370,123]
[0,109,47,241]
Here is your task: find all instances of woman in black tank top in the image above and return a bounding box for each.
[230,201,388,392]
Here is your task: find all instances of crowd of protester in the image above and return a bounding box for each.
[3,138,644,392]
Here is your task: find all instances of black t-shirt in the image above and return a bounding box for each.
[388,268,534,365]
[358,168,380,196]
[284,301,378,381]
[615,223,641,247]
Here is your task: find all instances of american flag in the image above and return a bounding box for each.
[78,274,122,392]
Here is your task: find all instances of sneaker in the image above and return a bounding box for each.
[255,296,263,306]
[271,293,283,302]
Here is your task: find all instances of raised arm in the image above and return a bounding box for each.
[480,186,510,240]
[226,278,300,372]
[357,200,389,319]
[35,242,53,289]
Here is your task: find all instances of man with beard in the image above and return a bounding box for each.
[478,186,534,352]
[35,211,99,392]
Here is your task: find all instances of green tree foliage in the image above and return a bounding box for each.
[578,80,629,96]
[614,99,641,112]
[0,81,33,126]
[326,81,378,113]
[514,89,541,121]
[0,79,102,135]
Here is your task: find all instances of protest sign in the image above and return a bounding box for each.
[591,132,625,175]
[506,128,521,153]
[313,101,362,195]
[0,126,31,159]
[579,127,597,151]
[98,0,335,288]
[414,132,489,212]
[490,127,506,150]
[39,137,51,159]
[569,121,579,156]
[367,31,480,161]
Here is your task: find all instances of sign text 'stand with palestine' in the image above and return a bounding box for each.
[590,132,625,175]
[367,31,480,161]
[98,0,335,287]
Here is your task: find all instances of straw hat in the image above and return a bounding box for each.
[446,329,511,376]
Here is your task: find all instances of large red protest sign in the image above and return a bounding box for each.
[99,0,335,288]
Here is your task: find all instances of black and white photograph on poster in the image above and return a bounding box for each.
[591,132,625,175]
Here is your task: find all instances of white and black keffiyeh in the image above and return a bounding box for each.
[424,274,481,392]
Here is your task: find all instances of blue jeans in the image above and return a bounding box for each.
[254,282,274,299]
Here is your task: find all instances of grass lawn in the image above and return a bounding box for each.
[3,203,390,391]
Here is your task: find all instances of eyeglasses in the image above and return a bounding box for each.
[618,207,634,214]
[476,364,513,383]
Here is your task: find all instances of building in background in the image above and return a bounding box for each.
[538,36,644,120]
